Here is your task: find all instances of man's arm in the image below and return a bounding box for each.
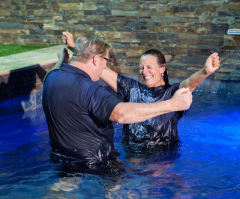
[53,48,69,69]
[109,87,192,124]
[62,32,75,52]
[43,48,69,83]
[179,52,220,92]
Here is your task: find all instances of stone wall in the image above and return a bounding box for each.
[1,0,240,81]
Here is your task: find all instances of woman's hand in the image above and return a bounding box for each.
[204,52,221,75]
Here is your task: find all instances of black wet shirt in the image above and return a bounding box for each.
[42,63,120,165]
[117,74,184,152]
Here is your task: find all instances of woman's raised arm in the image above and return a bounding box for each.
[180,52,220,91]
[101,67,118,92]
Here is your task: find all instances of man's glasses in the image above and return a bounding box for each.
[101,56,113,67]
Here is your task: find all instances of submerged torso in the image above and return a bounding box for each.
[42,63,120,166]
[117,74,184,152]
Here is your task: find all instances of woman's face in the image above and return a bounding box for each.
[139,54,165,88]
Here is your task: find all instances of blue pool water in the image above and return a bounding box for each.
[0,86,240,198]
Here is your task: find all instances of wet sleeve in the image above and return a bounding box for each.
[168,83,180,96]
[88,84,121,125]
[117,74,138,101]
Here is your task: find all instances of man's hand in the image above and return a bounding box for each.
[171,88,192,111]
[204,52,220,75]
[62,32,75,49]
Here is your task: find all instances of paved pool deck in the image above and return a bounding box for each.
[0,45,65,74]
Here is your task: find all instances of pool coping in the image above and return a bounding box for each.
[0,45,66,73]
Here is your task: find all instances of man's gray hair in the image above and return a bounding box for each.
[72,35,110,63]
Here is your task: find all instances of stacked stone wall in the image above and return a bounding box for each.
[1,0,240,81]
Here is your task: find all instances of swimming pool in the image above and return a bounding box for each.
[0,80,240,199]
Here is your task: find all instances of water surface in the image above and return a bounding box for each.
[0,87,240,199]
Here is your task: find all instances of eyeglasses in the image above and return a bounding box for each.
[101,56,113,66]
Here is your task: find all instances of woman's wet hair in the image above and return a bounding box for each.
[142,49,170,86]
[72,35,110,63]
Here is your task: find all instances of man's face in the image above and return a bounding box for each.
[95,50,110,80]
[100,50,110,69]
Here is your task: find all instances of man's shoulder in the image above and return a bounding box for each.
[75,79,109,98]
[43,68,60,85]
[77,77,100,88]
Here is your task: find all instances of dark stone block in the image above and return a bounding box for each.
[187,45,220,56]
[136,33,157,40]
[26,3,47,10]
[115,26,132,32]
[94,25,113,31]
[180,55,207,64]
[223,63,240,70]
[209,23,229,35]
[10,10,22,17]
[57,0,78,2]
[125,21,149,32]
[223,50,240,60]
[126,21,140,28]
[103,3,111,11]
[157,33,179,42]
[173,5,195,12]
[111,42,130,48]
[29,24,44,34]
[105,16,125,22]
[26,16,35,20]
[9,16,26,21]
[84,7,111,15]
[139,17,152,22]
[218,11,239,17]
[0,22,23,29]
[84,10,97,15]
[198,35,224,46]
[159,0,168,3]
